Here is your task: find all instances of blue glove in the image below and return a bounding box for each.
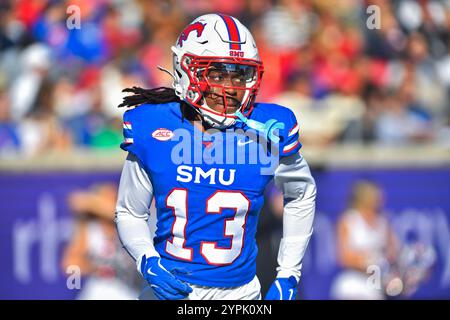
[265,276,298,300]
[140,255,193,300]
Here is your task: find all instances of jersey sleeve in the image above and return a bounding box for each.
[120,110,136,152]
[120,109,147,165]
[280,108,302,157]
[115,153,159,265]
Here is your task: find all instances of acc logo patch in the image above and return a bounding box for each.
[152,128,174,141]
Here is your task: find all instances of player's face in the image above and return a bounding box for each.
[202,63,255,114]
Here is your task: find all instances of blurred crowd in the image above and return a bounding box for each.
[0,0,449,157]
[63,183,142,299]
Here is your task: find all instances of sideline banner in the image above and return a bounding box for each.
[0,168,449,299]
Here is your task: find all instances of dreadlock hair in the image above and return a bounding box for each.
[118,86,180,108]
[118,86,200,122]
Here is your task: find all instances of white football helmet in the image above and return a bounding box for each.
[171,14,264,128]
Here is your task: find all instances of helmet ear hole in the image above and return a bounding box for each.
[187,91,195,100]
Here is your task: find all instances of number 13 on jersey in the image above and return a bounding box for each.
[165,188,250,266]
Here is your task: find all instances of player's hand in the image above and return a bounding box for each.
[264,276,298,300]
[140,255,193,300]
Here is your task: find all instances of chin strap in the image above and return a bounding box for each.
[234,111,284,143]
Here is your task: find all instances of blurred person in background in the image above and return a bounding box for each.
[18,77,73,156]
[260,0,314,51]
[331,180,398,300]
[0,86,21,155]
[62,183,141,300]
[273,70,346,146]
[363,0,407,60]
[64,70,123,150]
[9,43,52,122]
[436,115,450,147]
[331,180,435,299]
[374,87,433,145]
[353,85,384,144]
[31,0,68,58]
[402,32,446,121]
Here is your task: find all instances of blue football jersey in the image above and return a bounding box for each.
[120,102,301,287]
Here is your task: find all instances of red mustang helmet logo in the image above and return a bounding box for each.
[178,22,206,47]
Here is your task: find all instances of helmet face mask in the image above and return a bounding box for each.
[182,55,263,121]
[171,14,264,128]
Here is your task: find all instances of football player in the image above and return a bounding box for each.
[115,14,316,300]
